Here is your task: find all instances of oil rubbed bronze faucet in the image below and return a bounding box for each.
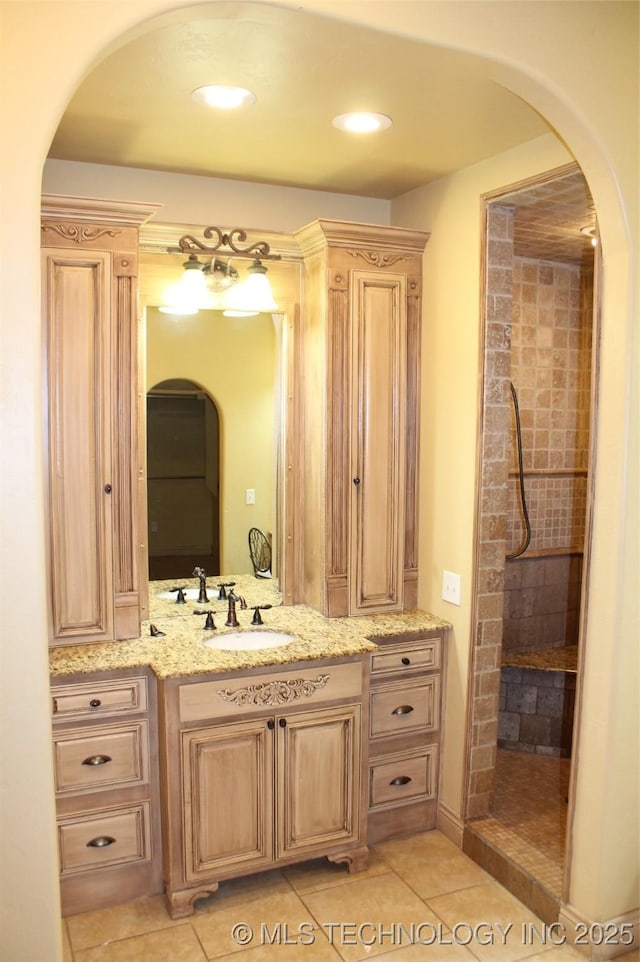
[225,590,247,628]
[193,567,209,604]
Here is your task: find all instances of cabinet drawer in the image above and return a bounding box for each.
[370,676,440,738]
[52,676,148,721]
[369,747,437,809]
[53,722,148,794]
[179,661,363,723]
[371,639,440,676]
[57,802,151,876]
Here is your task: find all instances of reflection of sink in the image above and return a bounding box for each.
[155,588,202,601]
[203,631,294,651]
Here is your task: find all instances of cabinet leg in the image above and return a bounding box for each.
[327,845,369,874]
[166,883,219,919]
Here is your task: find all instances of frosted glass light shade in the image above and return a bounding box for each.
[159,257,207,314]
[222,259,277,315]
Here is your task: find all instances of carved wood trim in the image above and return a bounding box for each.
[328,284,350,577]
[404,280,422,570]
[41,223,121,246]
[217,675,330,707]
[347,250,411,268]
[112,273,137,599]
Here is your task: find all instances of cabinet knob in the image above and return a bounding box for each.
[401,657,411,666]
[391,704,414,716]
[267,719,275,730]
[86,836,116,848]
[89,698,102,709]
[82,754,112,766]
[389,775,412,786]
[104,483,112,494]
[279,717,287,728]
[352,477,361,486]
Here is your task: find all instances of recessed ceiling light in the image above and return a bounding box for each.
[192,85,256,109]
[332,112,392,133]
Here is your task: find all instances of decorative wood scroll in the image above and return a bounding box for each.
[347,250,411,268]
[217,675,330,707]
[41,224,121,245]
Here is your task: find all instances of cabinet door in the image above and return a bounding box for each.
[277,704,361,858]
[182,719,274,881]
[43,248,114,642]
[350,271,406,614]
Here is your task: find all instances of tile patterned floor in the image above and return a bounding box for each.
[60,830,638,962]
[466,749,571,904]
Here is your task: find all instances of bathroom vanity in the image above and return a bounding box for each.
[43,198,448,919]
[49,597,448,917]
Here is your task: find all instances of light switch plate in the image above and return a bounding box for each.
[442,570,462,606]
[246,488,256,505]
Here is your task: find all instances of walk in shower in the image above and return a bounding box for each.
[463,165,596,921]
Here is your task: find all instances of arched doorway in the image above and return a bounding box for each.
[147,379,220,579]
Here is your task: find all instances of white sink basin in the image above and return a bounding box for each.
[203,630,294,651]
[156,588,202,601]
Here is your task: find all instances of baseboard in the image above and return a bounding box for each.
[559,903,638,960]
[436,801,465,849]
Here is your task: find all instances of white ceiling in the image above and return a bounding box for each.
[48,2,594,262]
[49,2,550,199]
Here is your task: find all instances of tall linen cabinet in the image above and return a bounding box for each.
[295,221,429,618]
[41,196,158,645]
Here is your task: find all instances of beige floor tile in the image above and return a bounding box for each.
[66,895,180,951]
[426,880,546,962]
[523,947,607,962]
[283,848,391,894]
[61,920,73,962]
[194,869,293,913]
[300,871,443,962]
[192,889,315,959]
[374,830,490,899]
[74,923,206,962]
[370,940,478,962]
[213,929,343,961]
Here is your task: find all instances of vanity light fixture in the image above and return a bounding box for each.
[191,84,256,109]
[580,225,598,247]
[332,111,392,133]
[160,227,281,316]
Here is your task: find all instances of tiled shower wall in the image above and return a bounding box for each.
[504,257,592,653]
[466,203,593,817]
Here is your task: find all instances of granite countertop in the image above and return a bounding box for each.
[502,645,578,673]
[50,576,451,680]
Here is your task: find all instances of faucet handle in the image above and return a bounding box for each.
[251,604,272,625]
[217,581,236,600]
[170,587,187,604]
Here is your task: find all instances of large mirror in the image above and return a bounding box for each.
[146,307,277,581]
[138,234,302,613]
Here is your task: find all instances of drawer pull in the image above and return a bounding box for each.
[89,699,102,709]
[391,704,414,715]
[401,657,411,666]
[390,775,412,786]
[86,835,116,848]
[81,754,112,767]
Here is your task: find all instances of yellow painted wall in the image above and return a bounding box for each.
[1,3,637,959]
[392,134,577,819]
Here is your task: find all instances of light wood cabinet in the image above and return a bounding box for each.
[51,669,162,915]
[367,632,445,843]
[159,657,369,918]
[41,195,159,645]
[295,220,429,617]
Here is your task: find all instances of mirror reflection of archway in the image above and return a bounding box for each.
[147,379,220,580]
